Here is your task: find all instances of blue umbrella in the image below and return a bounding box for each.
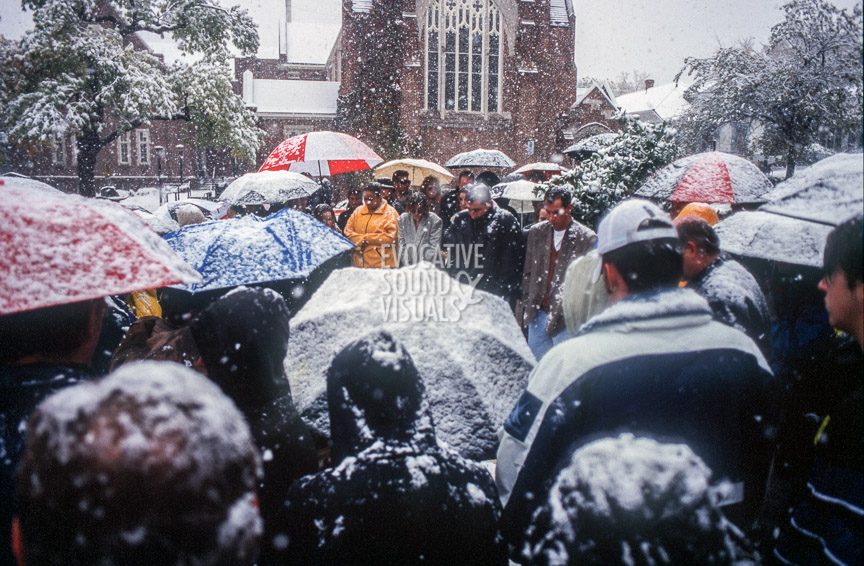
[164,208,353,293]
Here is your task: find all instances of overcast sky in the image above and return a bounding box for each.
[1,0,860,83]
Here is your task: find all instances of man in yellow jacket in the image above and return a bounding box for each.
[344,182,399,268]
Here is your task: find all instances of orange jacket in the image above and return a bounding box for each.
[344,202,399,268]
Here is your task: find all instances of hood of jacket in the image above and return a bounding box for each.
[191,287,292,407]
[327,331,436,463]
[577,287,714,336]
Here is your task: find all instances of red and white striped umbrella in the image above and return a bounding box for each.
[259,131,383,177]
[635,152,773,204]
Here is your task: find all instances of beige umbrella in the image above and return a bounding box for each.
[511,162,567,176]
[374,158,454,186]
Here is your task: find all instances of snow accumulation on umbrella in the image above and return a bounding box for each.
[760,152,863,226]
[491,180,543,201]
[444,149,516,169]
[635,152,773,204]
[715,210,833,268]
[0,186,200,315]
[164,208,353,293]
[258,131,383,176]
[512,162,566,175]
[562,133,618,156]
[286,263,535,460]
[220,171,320,206]
[374,158,454,186]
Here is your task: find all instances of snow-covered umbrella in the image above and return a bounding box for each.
[491,179,543,201]
[220,170,320,207]
[562,133,618,159]
[163,208,354,294]
[0,185,200,315]
[760,153,863,226]
[635,151,773,204]
[0,175,61,193]
[511,162,567,176]
[286,263,536,460]
[444,148,516,169]
[154,198,230,222]
[258,131,383,177]
[714,210,833,268]
[374,158,454,186]
[125,205,181,235]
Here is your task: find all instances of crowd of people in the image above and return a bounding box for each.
[0,165,861,565]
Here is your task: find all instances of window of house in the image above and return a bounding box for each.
[136,129,150,165]
[425,0,502,113]
[118,132,131,165]
[52,134,66,166]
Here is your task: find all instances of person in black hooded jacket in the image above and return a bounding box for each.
[272,330,507,565]
[190,287,318,564]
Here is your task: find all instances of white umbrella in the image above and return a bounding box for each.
[511,162,566,176]
[491,179,544,201]
[154,198,229,222]
[563,133,618,157]
[0,175,62,193]
[715,210,833,268]
[286,263,535,460]
[374,158,454,186]
[445,148,516,169]
[760,153,863,226]
[221,170,320,206]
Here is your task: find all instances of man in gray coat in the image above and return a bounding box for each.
[519,186,596,359]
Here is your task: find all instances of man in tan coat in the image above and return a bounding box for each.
[519,186,596,359]
[344,182,399,268]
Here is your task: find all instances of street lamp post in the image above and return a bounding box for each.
[176,144,187,197]
[154,145,165,204]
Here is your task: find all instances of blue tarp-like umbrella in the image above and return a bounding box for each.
[164,208,353,293]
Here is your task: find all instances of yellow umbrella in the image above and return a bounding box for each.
[374,158,454,186]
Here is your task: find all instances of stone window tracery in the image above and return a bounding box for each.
[425,0,502,113]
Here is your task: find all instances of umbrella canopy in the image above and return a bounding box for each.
[154,198,229,222]
[562,133,618,158]
[374,158,454,186]
[635,152,773,204]
[444,148,516,169]
[511,162,567,176]
[129,207,181,235]
[714,210,833,268]
[286,263,536,460]
[0,185,200,315]
[491,179,543,201]
[163,207,354,294]
[760,153,863,226]
[258,130,383,176]
[0,175,62,193]
[221,170,320,206]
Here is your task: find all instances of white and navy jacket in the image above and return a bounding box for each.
[496,287,774,549]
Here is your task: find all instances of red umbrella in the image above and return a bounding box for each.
[0,181,200,315]
[259,131,383,177]
[634,152,773,204]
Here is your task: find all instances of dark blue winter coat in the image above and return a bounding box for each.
[1,364,93,566]
[496,288,774,553]
[272,331,507,565]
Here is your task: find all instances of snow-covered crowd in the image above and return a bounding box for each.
[1,178,862,565]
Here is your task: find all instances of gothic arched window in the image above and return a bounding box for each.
[425,0,502,113]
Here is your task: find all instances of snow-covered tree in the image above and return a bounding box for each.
[0,0,262,196]
[542,113,679,229]
[676,0,863,178]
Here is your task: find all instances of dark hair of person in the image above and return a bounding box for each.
[363,182,382,196]
[0,299,101,364]
[313,203,334,221]
[675,218,721,255]
[392,170,410,183]
[407,191,429,215]
[824,213,863,289]
[475,171,500,188]
[544,186,573,207]
[458,170,475,181]
[347,187,362,196]
[602,238,683,293]
[466,183,492,205]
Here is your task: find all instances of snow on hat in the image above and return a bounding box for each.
[592,199,678,282]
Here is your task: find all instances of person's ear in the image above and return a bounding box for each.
[12,516,25,566]
[603,263,628,301]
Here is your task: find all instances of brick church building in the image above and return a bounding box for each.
[337,0,589,165]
